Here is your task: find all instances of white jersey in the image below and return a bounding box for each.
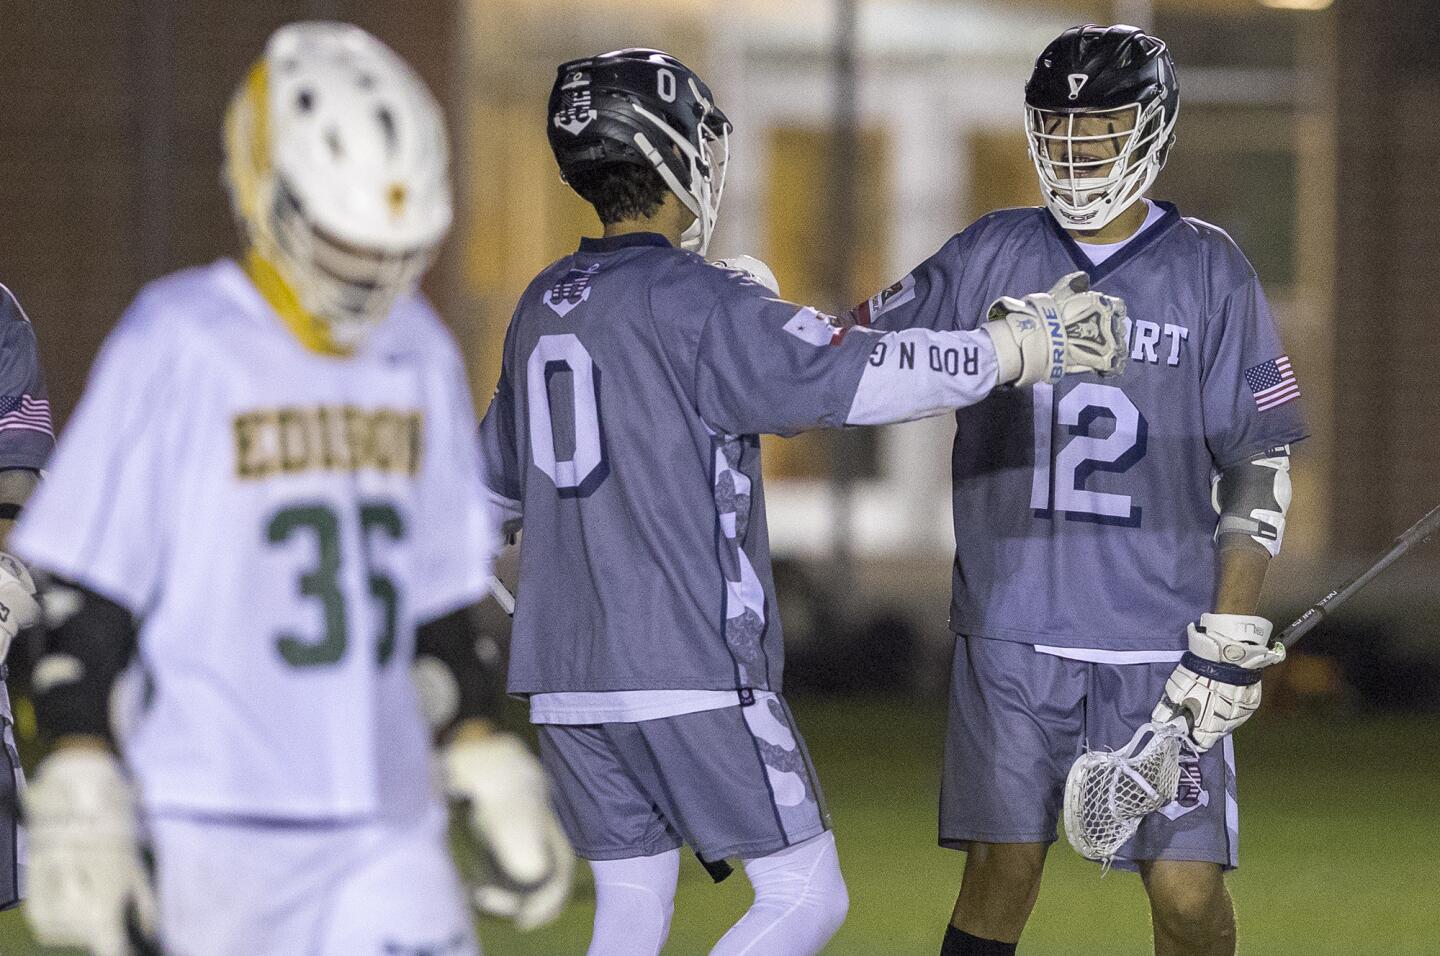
[14,259,496,823]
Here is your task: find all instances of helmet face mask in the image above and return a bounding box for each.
[224,22,452,350]
[269,179,434,350]
[1026,100,1172,230]
[548,49,732,255]
[632,90,730,253]
[1024,24,1179,232]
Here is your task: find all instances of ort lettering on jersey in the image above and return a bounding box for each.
[13,259,495,823]
[856,204,1308,652]
[479,233,1003,696]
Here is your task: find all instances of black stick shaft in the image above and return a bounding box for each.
[1277,502,1440,649]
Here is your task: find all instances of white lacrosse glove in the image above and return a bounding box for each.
[984,271,1129,388]
[23,748,158,956]
[1153,612,1287,752]
[0,551,39,662]
[710,255,781,296]
[444,732,574,930]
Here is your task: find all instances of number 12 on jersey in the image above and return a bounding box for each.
[1030,381,1148,527]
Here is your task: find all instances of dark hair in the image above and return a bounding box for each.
[567,162,670,224]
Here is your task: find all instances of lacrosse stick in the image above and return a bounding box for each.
[1063,501,1440,864]
[487,575,516,618]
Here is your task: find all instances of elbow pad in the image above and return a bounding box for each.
[29,579,139,742]
[1212,447,1292,558]
[412,605,507,735]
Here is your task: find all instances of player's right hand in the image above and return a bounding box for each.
[1153,612,1287,752]
[0,551,39,662]
[444,731,574,930]
[23,746,158,956]
[984,271,1129,388]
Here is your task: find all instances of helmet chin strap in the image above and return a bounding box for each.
[1047,155,1156,232]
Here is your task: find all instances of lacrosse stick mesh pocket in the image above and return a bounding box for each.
[1063,721,1186,863]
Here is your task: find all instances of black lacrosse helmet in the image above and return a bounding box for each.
[547,48,731,254]
[1023,25,1179,230]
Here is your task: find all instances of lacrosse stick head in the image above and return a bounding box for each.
[1063,717,1188,864]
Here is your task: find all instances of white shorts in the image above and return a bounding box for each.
[147,806,480,956]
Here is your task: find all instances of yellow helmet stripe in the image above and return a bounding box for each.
[223,61,271,220]
[245,250,349,357]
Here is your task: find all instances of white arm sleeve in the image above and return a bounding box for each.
[844,326,1000,426]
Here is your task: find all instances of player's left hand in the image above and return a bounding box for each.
[23,747,159,956]
[985,272,1129,387]
[0,551,40,662]
[444,731,574,930]
[1046,271,1129,378]
[1153,612,1287,751]
[710,255,781,296]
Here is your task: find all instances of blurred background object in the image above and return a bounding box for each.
[2,0,1439,953]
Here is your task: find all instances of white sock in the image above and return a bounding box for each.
[710,831,849,956]
[586,850,680,956]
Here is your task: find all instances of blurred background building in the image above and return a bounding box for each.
[1,0,1437,701]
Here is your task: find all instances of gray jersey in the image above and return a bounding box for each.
[0,284,50,802]
[480,233,1004,694]
[0,285,54,470]
[859,205,1308,651]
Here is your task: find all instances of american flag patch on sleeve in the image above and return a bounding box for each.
[1243,356,1299,411]
[0,394,53,437]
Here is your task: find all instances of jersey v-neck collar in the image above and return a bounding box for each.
[1044,201,1181,284]
[578,232,673,253]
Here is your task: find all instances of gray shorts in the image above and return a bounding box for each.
[538,695,830,864]
[941,636,1239,870]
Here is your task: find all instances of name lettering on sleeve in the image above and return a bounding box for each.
[867,338,981,379]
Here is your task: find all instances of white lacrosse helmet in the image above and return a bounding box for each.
[1024,25,1179,232]
[224,22,452,351]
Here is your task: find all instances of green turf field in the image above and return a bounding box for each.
[2,700,1436,955]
